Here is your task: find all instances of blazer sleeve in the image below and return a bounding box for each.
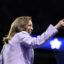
[0,52,3,64]
[14,24,58,48]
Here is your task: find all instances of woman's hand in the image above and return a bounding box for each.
[55,19,64,29]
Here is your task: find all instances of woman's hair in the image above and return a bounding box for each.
[3,16,32,43]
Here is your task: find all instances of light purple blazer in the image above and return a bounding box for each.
[0,24,58,64]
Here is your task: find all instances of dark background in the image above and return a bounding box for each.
[0,0,64,64]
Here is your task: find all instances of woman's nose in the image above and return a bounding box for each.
[31,26,33,30]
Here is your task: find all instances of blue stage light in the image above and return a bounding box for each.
[31,35,64,51]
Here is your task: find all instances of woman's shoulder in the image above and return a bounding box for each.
[16,31,29,36]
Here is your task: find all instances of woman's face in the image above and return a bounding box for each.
[26,20,33,34]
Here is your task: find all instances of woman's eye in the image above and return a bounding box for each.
[28,25,31,26]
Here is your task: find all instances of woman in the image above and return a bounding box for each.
[0,16,64,64]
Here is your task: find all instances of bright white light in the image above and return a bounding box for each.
[50,38,62,49]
